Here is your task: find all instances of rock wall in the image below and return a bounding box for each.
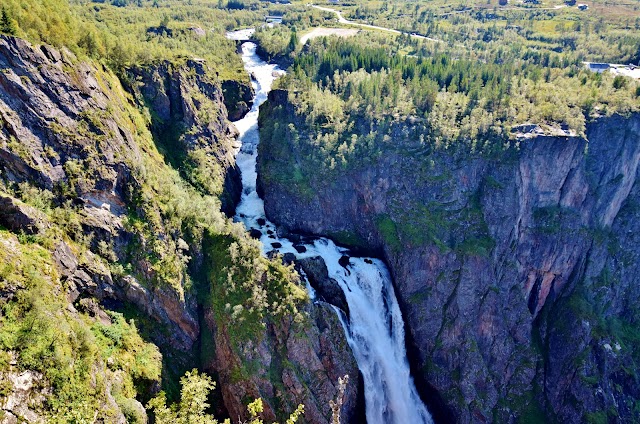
[0,35,200,352]
[222,79,254,121]
[203,300,362,424]
[125,60,242,215]
[0,35,360,423]
[257,89,640,423]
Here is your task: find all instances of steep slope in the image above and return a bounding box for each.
[0,34,202,350]
[258,88,640,423]
[0,34,359,423]
[0,34,194,421]
[125,60,243,215]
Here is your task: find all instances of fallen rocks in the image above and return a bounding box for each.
[293,244,307,254]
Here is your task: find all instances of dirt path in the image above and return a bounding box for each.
[300,27,360,44]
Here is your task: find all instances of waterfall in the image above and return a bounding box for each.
[228,38,433,424]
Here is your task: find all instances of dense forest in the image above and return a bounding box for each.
[248,0,640,179]
[0,0,287,78]
[266,31,639,179]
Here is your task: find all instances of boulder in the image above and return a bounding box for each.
[296,256,349,315]
[0,194,48,235]
[282,252,296,265]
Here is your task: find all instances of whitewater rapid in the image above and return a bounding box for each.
[229,39,433,424]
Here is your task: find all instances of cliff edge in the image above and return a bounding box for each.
[258,89,640,423]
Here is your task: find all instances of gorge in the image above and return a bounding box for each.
[231,40,433,424]
[1,0,640,421]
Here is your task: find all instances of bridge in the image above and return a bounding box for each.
[264,15,283,23]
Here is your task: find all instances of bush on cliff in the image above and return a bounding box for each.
[148,369,305,424]
[0,230,161,422]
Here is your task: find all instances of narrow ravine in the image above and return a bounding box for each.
[228,38,433,424]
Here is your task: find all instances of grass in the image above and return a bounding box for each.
[585,411,608,424]
[532,205,565,234]
[328,230,368,250]
[455,235,495,257]
[375,214,402,252]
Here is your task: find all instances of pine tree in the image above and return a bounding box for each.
[288,30,298,52]
[0,8,18,36]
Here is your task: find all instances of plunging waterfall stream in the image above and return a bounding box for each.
[228,38,433,424]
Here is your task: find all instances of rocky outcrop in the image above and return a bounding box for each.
[296,256,349,315]
[0,194,48,235]
[51,238,200,351]
[204,299,362,424]
[0,35,200,352]
[222,79,254,121]
[258,89,640,423]
[0,369,48,423]
[126,59,242,215]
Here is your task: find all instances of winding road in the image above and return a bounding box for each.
[311,4,442,43]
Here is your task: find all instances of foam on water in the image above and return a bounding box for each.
[230,41,433,424]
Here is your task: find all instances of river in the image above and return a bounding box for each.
[229,38,433,424]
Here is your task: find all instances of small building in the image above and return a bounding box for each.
[565,0,576,5]
[578,3,588,10]
[586,62,609,73]
[499,0,508,5]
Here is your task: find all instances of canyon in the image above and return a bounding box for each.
[1,15,639,422]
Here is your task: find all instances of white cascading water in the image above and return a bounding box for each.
[227,37,433,424]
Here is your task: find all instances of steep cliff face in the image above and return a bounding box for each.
[0,35,205,421]
[125,60,243,216]
[258,89,640,423]
[203,300,362,424]
[0,35,200,352]
[221,79,254,121]
[0,35,359,423]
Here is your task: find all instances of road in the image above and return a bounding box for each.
[311,5,441,43]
